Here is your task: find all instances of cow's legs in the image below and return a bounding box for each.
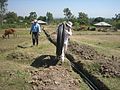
[8,34,9,38]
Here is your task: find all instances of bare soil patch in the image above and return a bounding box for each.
[29,66,80,90]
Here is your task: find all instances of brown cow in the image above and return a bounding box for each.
[2,29,16,38]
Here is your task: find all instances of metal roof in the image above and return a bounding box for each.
[37,20,47,24]
[31,20,47,25]
[94,22,112,27]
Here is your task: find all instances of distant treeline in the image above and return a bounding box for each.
[0,1,120,30]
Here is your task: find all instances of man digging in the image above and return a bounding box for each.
[56,21,73,64]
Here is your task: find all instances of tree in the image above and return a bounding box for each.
[18,16,24,20]
[69,15,77,25]
[78,12,89,25]
[93,17,104,23]
[38,16,46,21]
[113,13,120,21]
[0,0,8,25]
[112,13,120,29]
[63,8,72,21]
[29,12,37,21]
[89,18,95,25]
[18,16,24,22]
[104,18,112,24]
[54,18,65,25]
[24,16,28,23]
[5,12,18,23]
[46,12,53,24]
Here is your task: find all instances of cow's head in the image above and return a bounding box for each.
[11,29,15,32]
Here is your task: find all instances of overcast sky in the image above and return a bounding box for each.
[7,0,120,18]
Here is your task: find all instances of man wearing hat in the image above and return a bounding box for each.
[30,19,41,46]
[56,21,73,63]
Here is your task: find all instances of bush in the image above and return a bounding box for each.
[73,22,80,31]
[115,20,120,29]
[0,23,30,29]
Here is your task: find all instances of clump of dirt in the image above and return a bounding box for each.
[29,66,80,90]
[99,56,120,77]
[7,51,36,61]
[69,42,101,60]
[69,41,120,77]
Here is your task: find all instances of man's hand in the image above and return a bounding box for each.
[38,33,40,36]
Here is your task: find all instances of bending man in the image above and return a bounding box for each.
[56,21,73,63]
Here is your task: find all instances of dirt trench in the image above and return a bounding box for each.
[68,41,120,77]
[44,29,120,78]
[43,30,107,89]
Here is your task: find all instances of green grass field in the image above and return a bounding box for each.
[72,31,120,57]
[0,27,57,90]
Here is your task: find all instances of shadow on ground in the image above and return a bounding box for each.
[31,55,59,68]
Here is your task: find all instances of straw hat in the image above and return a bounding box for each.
[34,19,37,23]
[66,21,73,28]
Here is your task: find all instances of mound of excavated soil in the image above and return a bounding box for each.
[69,42,120,77]
[29,66,80,90]
[69,42,100,60]
[99,56,120,77]
[49,32,120,77]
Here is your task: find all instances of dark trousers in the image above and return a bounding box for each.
[32,32,39,45]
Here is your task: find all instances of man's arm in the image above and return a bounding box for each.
[38,24,41,33]
[65,29,72,36]
[30,24,33,34]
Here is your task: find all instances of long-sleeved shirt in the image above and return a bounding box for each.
[64,26,72,43]
[57,23,72,44]
[30,23,41,33]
